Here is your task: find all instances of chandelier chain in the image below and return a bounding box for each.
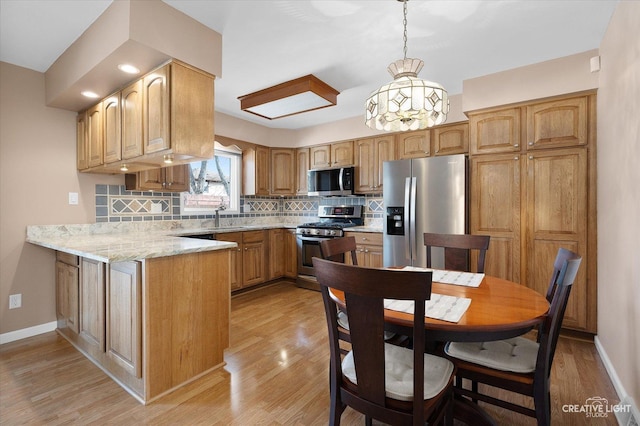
[402,1,408,60]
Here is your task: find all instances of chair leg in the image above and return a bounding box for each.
[534,387,551,426]
[365,415,373,426]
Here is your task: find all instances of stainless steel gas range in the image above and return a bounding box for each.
[296,205,364,290]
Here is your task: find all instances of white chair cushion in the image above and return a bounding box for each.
[342,343,454,401]
[337,310,395,340]
[445,337,539,374]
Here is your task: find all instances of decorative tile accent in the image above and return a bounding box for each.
[368,199,384,212]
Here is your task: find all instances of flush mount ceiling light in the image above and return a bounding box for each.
[365,0,449,131]
[238,74,339,120]
[118,63,140,74]
[81,91,100,99]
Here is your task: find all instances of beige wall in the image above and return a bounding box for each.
[0,62,122,334]
[596,0,640,408]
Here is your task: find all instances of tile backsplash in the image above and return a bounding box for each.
[96,185,384,226]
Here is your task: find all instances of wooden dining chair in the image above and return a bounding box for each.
[423,233,490,273]
[319,236,358,265]
[312,257,455,426]
[443,248,582,426]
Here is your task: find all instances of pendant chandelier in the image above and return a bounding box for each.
[365,0,449,131]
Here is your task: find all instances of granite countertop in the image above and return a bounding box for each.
[26,221,299,264]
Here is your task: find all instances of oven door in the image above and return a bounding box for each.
[297,234,331,276]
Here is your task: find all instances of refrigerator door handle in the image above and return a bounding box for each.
[409,176,417,263]
[404,177,412,261]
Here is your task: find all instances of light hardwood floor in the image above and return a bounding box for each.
[1,282,619,425]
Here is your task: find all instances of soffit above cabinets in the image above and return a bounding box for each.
[44,0,222,112]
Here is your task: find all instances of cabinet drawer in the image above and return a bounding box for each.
[56,251,79,266]
[242,230,265,243]
[346,232,382,246]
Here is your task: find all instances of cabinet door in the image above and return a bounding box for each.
[296,148,310,195]
[107,261,142,378]
[309,145,331,169]
[269,229,285,279]
[284,229,298,278]
[469,107,521,155]
[374,136,395,191]
[56,260,79,334]
[77,112,89,170]
[331,141,354,166]
[80,258,105,351]
[143,65,170,154]
[87,102,104,167]
[217,233,243,291]
[122,80,144,160]
[271,149,295,195]
[256,146,270,195]
[103,93,122,164]
[525,148,587,330]
[526,96,588,150]
[433,122,469,156]
[396,130,430,159]
[243,231,266,286]
[164,165,189,192]
[470,154,522,282]
[137,168,165,191]
[354,138,375,193]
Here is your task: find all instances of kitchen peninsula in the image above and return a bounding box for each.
[26,222,238,404]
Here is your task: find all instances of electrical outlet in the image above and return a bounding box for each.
[9,294,21,309]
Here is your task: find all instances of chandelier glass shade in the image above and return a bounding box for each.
[365,1,449,131]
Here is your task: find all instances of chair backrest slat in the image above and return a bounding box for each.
[319,236,358,265]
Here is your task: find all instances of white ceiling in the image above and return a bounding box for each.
[0,0,618,130]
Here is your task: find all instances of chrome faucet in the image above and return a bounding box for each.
[214,205,226,228]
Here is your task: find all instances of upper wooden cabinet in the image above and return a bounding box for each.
[243,145,270,196]
[295,148,310,195]
[309,141,354,169]
[125,164,189,192]
[396,130,430,159]
[76,113,88,170]
[77,60,215,174]
[432,122,469,156]
[469,107,522,155]
[270,148,296,196]
[469,94,590,155]
[354,136,395,194]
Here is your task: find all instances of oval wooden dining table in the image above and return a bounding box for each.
[329,272,550,342]
[328,272,550,426]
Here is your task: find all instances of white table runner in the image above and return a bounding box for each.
[399,266,485,288]
[384,294,471,323]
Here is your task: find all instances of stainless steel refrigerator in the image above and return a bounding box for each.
[383,154,467,268]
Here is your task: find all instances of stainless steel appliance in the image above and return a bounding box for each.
[383,154,467,269]
[296,205,363,290]
[307,166,355,197]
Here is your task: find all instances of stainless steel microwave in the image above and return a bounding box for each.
[307,166,355,197]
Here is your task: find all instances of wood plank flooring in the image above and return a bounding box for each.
[1,282,619,425]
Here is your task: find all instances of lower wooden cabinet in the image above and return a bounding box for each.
[269,229,285,279]
[218,230,267,290]
[344,232,383,268]
[284,229,298,278]
[80,258,106,352]
[216,232,244,291]
[56,252,79,334]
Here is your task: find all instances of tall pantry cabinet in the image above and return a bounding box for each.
[468,92,597,333]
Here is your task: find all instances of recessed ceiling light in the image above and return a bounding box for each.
[118,64,140,74]
[81,91,100,99]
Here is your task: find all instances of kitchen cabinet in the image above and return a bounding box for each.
[121,79,144,160]
[396,130,430,159]
[268,228,285,279]
[107,261,142,378]
[271,148,296,196]
[309,140,354,169]
[243,145,270,196]
[345,232,383,268]
[79,258,106,352]
[432,122,469,156]
[76,113,89,170]
[103,93,122,164]
[284,229,298,278]
[354,136,395,194]
[77,60,215,173]
[469,91,596,333]
[296,148,310,195]
[54,250,231,403]
[218,230,267,290]
[56,252,79,334]
[124,164,189,192]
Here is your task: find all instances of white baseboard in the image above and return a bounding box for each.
[0,321,57,345]
[594,336,640,425]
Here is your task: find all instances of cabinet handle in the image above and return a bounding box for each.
[245,247,248,251]
[529,155,534,160]
[167,182,173,187]
[528,142,534,146]
[365,249,369,253]
[162,182,166,187]
[514,144,519,148]
[514,157,519,161]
